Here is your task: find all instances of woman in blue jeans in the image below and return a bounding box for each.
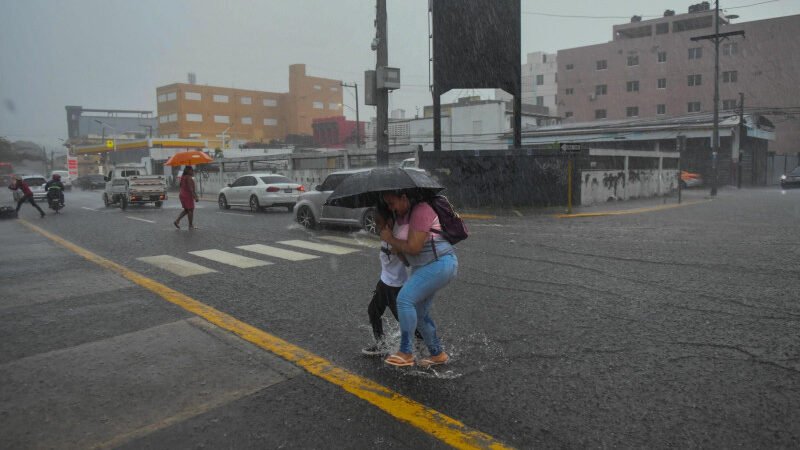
[379,191,458,367]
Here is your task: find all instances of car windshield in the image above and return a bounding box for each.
[89,175,105,180]
[260,175,291,184]
[25,178,46,186]
[790,166,800,176]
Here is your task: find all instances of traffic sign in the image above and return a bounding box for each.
[560,143,583,152]
[106,139,114,149]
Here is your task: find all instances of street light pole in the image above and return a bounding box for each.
[220,126,232,150]
[341,82,361,148]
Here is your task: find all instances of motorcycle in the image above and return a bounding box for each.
[47,186,64,213]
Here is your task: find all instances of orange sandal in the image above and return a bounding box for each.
[418,353,449,368]
[384,353,415,367]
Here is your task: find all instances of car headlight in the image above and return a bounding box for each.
[781,175,787,180]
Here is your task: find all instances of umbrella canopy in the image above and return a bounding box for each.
[325,167,443,208]
[164,151,214,167]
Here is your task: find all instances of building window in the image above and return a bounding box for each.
[722,70,738,83]
[328,103,340,110]
[263,98,277,107]
[657,104,666,115]
[241,116,252,125]
[536,74,544,85]
[159,115,168,123]
[312,101,324,109]
[596,60,607,70]
[536,96,544,106]
[330,86,339,92]
[626,106,639,117]
[688,74,702,86]
[688,47,703,59]
[566,63,574,70]
[595,109,607,119]
[214,115,230,124]
[213,94,229,103]
[240,96,252,105]
[188,133,202,138]
[627,55,639,66]
[565,111,573,118]
[185,113,202,122]
[688,101,701,113]
[595,84,607,96]
[263,118,277,126]
[565,88,574,95]
[723,42,739,56]
[722,99,738,110]
[313,84,322,90]
[657,51,667,63]
[184,91,201,101]
[626,80,640,92]
[656,22,669,34]
[157,94,167,103]
[657,78,667,89]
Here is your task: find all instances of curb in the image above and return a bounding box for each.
[555,199,712,218]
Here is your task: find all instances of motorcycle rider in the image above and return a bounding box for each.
[45,173,65,207]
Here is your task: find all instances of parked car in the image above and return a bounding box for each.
[218,173,304,212]
[50,170,72,190]
[12,175,48,202]
[680,170,703,188]
[76,174,107,190]
[780,166,800,189]
[294,169,378,233]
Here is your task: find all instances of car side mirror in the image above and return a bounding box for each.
[226,183,232,188]
[315,185,323,191]
[104,176,109,182]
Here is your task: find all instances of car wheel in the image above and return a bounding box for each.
[121,196,128,210]
[218,194,230,210]
[249,195,261,212]
[362,208,378,234]
[154,201,163,208]
[296,205,316,229]
[103,193,111,207]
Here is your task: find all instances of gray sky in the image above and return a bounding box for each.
[1,0,798,151]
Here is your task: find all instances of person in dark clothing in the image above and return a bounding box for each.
[45,173,65,206]
[8,176,45,217]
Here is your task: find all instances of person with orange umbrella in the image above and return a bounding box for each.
[173,166,199,229]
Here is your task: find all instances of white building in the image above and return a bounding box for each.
[369,98,557,151]
[495,51,558,115]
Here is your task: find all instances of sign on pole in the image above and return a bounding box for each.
[560,143,583,152]
[67,157,79,178]
[106,139,114,149]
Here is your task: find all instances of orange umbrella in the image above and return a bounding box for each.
[165,150,214,167]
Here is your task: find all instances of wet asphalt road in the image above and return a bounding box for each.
[1,186,799,448]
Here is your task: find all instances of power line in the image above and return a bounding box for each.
[521,0,781,20]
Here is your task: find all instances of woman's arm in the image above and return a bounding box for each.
[380,227,427,256]
[190,178,199,200]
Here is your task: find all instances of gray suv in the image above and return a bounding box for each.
[294,169,377,233]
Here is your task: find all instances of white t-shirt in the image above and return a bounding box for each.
[379,223,409,287]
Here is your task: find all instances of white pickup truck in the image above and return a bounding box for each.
[102,164,167,210]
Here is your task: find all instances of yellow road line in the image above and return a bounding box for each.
[461,213,496,220]
[19,220,512,450]
[555,200,711,218]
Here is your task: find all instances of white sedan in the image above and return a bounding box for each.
[218,173,305,212]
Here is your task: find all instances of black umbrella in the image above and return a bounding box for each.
[325,167,443,208]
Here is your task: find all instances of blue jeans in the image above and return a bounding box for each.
[396,253,458,355]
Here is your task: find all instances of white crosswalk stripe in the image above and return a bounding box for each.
[188,249,272,268]
[319,235,381,249]
[237,244,319,261]
[137,255,218,277]
[276,240,360,255]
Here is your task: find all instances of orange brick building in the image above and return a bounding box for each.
[156,64,343,147]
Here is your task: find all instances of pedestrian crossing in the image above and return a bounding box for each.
[136,236,375,277]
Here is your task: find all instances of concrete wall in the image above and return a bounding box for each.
[580,168,678,206]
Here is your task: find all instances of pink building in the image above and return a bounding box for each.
[557,8,800,154]
[312,116,366,148]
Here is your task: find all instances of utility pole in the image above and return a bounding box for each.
[691,1,744,196]
[341,82,361,148]
[375,0,389,166]
[738,92,744,189]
